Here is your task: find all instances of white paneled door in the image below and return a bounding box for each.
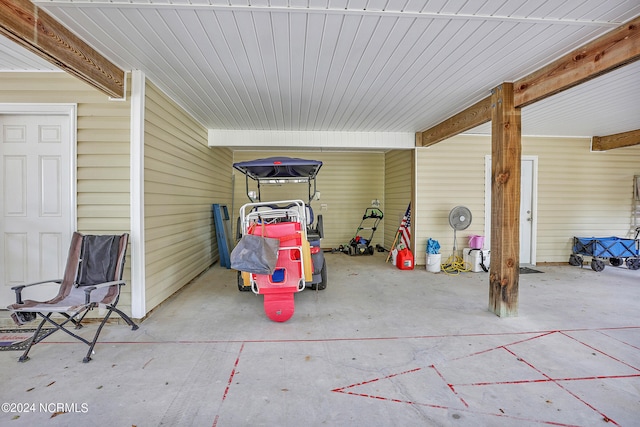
[484,156,538,266]
[1,112,73,307]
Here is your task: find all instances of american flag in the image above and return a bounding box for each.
[399,203,411,248]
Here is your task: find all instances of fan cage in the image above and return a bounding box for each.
[449,206,472,231]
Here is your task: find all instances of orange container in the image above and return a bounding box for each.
[396,248,414,270]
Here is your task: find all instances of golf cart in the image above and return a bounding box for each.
[233,157,327,297]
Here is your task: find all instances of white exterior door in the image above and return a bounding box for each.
[1,109,75,307]
[484,156,538,265]
[519,159,536,264]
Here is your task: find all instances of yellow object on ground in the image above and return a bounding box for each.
[302,240,312,282]
[241,271,251,287]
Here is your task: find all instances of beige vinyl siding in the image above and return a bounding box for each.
[232,151,384,249]
[0,73,131,232]
[76,103,131,233]
[0,72,133,313]
[384,150,413,251]
[144,81,232,311]
[415,135,489,264]
[529,136,640,262]
[416,134,640,265]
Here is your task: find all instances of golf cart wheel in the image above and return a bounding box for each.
[310,262,327,290]
[568,254,582,266]
[626,257,640,270]
[237,271,251,292]
[368,245,374,255]
[610,257,623,267]
[591,259,605,272]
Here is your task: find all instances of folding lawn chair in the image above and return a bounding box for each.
[6,232,139,363]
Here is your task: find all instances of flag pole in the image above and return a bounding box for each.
[386,229,401,263]
[387,202,411,263]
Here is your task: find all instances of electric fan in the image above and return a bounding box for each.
[448,206,472,256]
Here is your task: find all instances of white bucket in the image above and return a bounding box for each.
[426,253,442,273]
[391,249,398,266]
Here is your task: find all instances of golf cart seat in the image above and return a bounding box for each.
[6,232,138,363]
[283,202,323,241]
[255,203,280,214]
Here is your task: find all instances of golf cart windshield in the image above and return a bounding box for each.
[233,157,323,202]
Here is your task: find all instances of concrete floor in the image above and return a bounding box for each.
[1,252,639,426]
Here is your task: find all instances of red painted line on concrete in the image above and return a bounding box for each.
[222,342,245,402]
[555,373,640,382]
[38,325,640,346]
[457,373,640,387]
[33,325,635,425]
[336,390,582,426]
[560,330,640,372]
[335,390,449,409]
[597,329,640,352]
[503,345,621,427]
[431,364,469,408]
[331,367,421,392]
[450,330,556,362]
[330,328,638,426]
[460,377,551,387]
[212,342,245,427]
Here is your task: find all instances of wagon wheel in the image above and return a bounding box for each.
[610,257,623,267]
[625,257,640,270]
[568,254,583,266]
[591,259,605,272]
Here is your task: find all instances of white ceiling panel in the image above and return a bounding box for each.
[467,60,640,138]
[0,36,58,71]
[523,60,640,137]
[0,0,638,140]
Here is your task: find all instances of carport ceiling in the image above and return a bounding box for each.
[1,0,639,138]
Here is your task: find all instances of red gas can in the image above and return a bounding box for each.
[396,248,414,270]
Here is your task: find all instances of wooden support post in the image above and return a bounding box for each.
[489,83,521,317]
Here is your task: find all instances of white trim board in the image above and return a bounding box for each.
[130,70,146,319]
[209,129,415,149]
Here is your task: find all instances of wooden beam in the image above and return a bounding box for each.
[489,83,521,317]
[0,0,125,98]
[416,17,640,147]
[514,16,640,107]
[416,96,492,147]
[592,128,640,151]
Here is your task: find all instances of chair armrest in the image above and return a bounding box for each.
[11,279,62,291]
[81,280,126,304]
[79,280,126,291]
[11,279,62,304]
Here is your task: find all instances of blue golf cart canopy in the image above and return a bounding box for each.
[233,157,322,181]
